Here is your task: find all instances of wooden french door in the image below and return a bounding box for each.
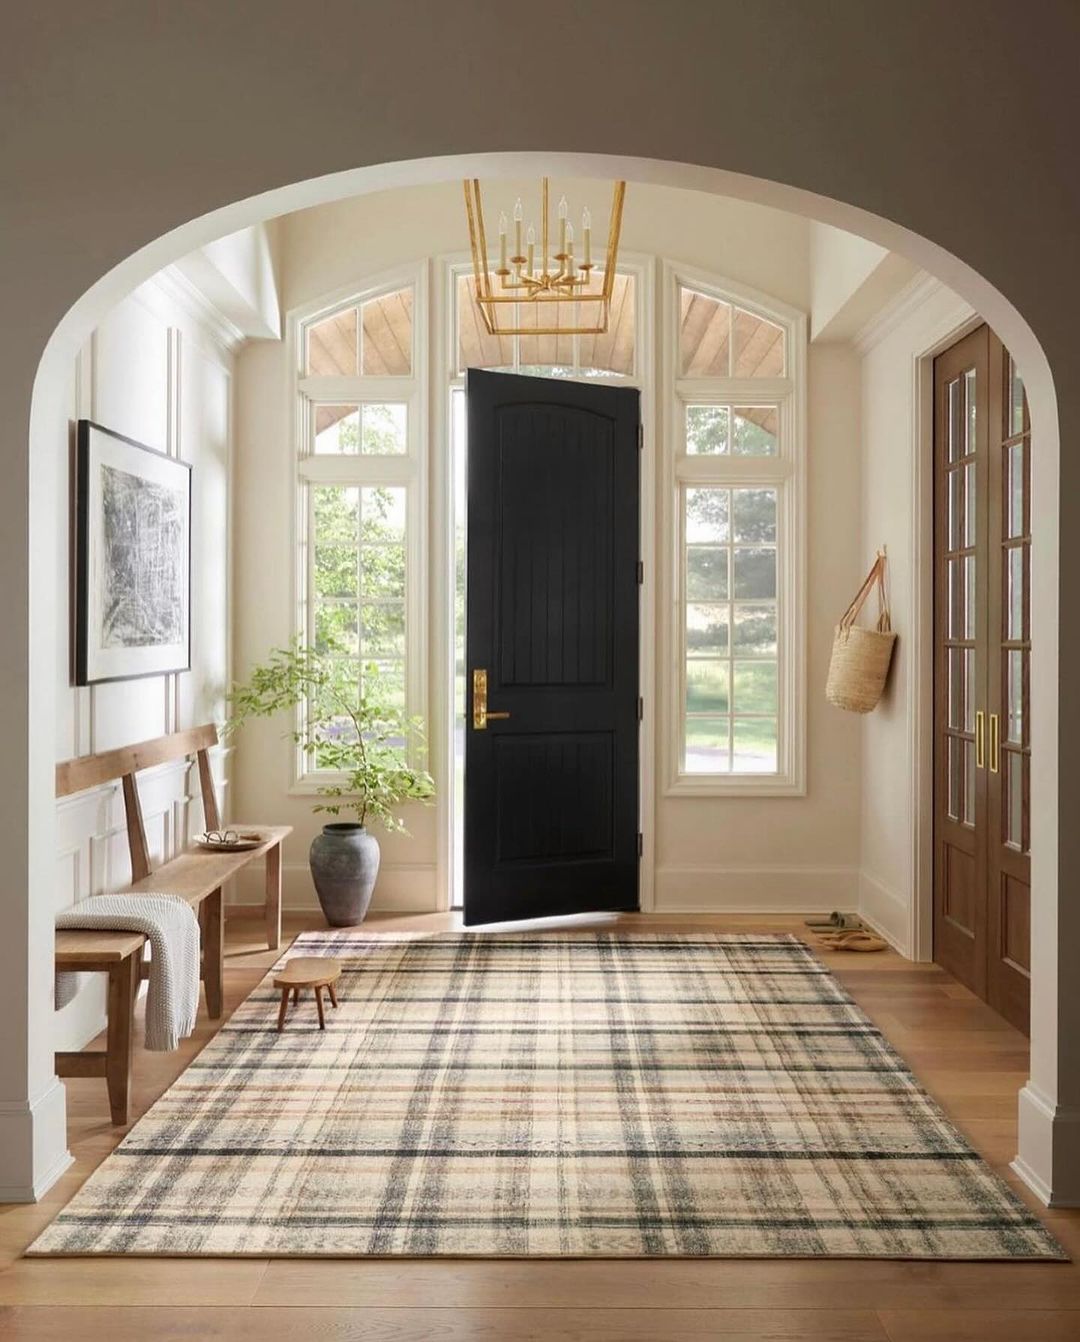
[933,325,1031,1033]
[463,369,641,927]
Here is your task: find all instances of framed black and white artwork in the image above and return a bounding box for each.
[75,420,192,685]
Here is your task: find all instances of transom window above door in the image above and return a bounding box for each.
[455,270,637,379]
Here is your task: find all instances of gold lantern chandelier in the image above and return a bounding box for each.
[463,177,626,337]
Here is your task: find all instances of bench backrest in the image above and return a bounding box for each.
[56,725,221,881]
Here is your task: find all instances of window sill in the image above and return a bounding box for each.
[664,774,806,799]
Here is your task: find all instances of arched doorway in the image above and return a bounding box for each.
[7,148,1069,1210]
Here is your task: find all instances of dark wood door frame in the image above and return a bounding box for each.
[985,340,1032,1032]
[933,326,990,999]
[932,324,1031,1033]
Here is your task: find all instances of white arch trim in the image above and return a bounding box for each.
[22,151,1064,1206]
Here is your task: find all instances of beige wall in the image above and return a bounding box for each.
[656,341,864,907]
[856,281,977,956]
[231,180,868,913]
[279,179,813,314]
[53,279,235,1055]
[810,224,888,339]
[3,0,1077,1205]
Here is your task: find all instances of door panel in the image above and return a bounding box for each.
[464,369,640,926]
[933,327,1031,1032]
[493,733,614,863]
[496,405,613,687]
[934,327,989,999]
[986,345,1032,1032]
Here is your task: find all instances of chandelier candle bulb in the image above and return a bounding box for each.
[462,176,625,336]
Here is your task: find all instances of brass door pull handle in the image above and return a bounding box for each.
[472,669,511,729]
[989,712,1000,774]
[975,710,985,769]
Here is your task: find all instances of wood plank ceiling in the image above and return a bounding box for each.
[307,277,783,441]
[456,272,636,376]
[307,289,414,378]
[679,289,785,378]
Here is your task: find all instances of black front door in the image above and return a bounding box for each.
[464,369,641,926]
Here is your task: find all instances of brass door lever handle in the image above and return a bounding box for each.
[472,669,511,729]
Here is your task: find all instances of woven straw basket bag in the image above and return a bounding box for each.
[826,552,897,713]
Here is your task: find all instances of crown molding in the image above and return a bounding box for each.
[853,272,973,355]
[142,265,248,355]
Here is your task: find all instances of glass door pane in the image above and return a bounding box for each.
[999,354,1031,857]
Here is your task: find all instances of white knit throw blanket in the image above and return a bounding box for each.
[55,894,201,1052]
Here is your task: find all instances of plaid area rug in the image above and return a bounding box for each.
[29,931,1064,1259]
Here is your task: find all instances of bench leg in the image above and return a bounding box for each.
[327,981,338,1009]
[203,885,224,1019]
[265,842,282,952]
[105,953,139,1125]
[276,988,290,1032]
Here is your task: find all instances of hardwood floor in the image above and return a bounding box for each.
[1,909,1076,1341]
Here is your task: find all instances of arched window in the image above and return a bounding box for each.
[293,267,426,778]
[665,264,806,794]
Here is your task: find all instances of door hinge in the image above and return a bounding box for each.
[637,696,644,722]
[636,560,644,584]
[638,423,644,451]
[637,832,644,858]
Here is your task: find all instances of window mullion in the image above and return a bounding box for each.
[300,375,418,401]
[675,377,792,401]
[676,457,792,486]
[299,455,417,486]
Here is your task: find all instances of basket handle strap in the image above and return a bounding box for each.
[840,553,892,633]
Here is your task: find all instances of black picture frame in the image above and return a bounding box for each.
[74,419,192,686]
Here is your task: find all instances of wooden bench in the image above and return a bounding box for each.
[54,724,292,1123]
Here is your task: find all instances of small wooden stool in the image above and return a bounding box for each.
[274,957,342,1031]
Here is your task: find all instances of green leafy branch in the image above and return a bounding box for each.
[225,639,434,831]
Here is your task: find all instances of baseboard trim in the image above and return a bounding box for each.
[231,860,437,914]
[857,869,911,957]
[856,908,904,955]
[653,864,858,912]
[1011,1155,1054,1207]
[0,1079,73,1203]
[1015,1083,1080,1207]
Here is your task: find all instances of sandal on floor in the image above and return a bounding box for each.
[816,929,888,953]
[804,911,862,931]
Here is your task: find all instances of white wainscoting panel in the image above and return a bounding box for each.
[54,281,235,1054]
